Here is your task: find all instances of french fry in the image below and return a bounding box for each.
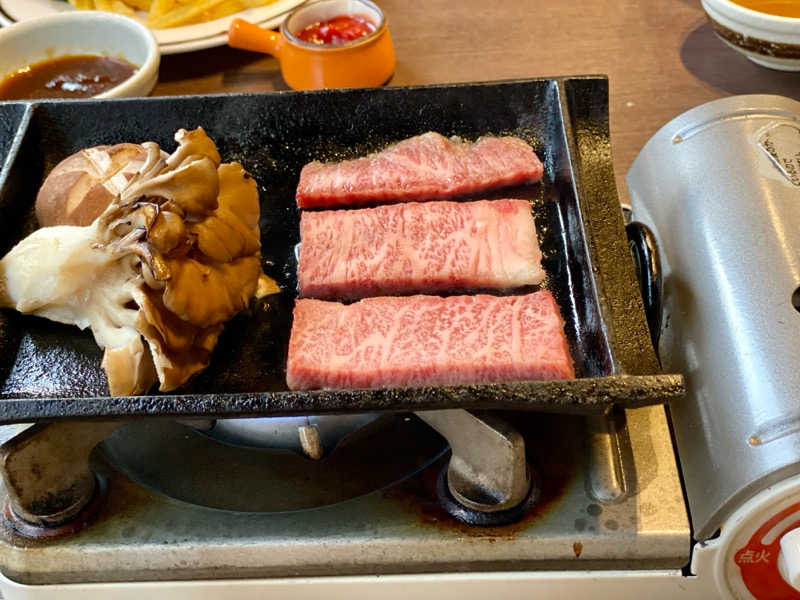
[182,0,278,22]
[147,0,228,28]
[238,0,277,7]
[67,0,278,29]
[200,0,243,21]
[124,0,152,10]
[148,0,176,18]
[111,0,136,15]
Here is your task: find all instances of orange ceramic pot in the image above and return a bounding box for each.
[228,0,395,90]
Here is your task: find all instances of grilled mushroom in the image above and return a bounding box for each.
[0,127,277,396]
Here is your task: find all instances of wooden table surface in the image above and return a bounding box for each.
[155,0,800,203]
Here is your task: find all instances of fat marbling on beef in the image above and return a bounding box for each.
[296,132,544,209]
[286,291,574,390]
[298,199,545,299]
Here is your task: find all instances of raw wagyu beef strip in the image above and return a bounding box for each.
[298,199,545,298]
[286,291,574,391]
[296,132,544,209]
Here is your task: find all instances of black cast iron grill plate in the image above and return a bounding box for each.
[0,77,682,423]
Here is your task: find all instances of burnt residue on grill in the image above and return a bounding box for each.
[383,412,576,537]
[2,476,107,541]
[1,323,107,398]
[0,451,152,549]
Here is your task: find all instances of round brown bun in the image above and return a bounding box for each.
[35,143,147,227]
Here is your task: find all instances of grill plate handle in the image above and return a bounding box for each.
[626,221,663,353]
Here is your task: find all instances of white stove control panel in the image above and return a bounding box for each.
[693,474,800,599]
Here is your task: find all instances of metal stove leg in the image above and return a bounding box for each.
[416,409,538,525]
[585,410,629,504]
[0,421,120,536]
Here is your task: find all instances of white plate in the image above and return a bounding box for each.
[160,31,229,54]
[0,0,303,46]
[158,9,288,54]
[0,9,281,55]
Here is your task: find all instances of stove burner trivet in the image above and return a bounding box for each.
[418,410,535,520]
[2,474,107,539]
[435,464,541,527]
[0,421,118,536]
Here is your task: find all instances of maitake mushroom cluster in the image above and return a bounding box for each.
[0,128,278,396]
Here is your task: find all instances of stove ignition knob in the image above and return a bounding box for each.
[778,528,800,591]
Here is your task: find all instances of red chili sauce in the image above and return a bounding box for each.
[0,55,137,100]
[296,14,377,46]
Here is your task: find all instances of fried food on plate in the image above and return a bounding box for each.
[66,0,278,29]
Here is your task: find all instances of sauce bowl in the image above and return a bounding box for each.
[0,12,160,99]
[228,0,395,90]
[702,0,800,70]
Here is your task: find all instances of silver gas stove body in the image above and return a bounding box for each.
[0,405,687,585]
[628,94,800,600]
[628,94,800,542]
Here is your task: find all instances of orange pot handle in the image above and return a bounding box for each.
[228,18,284,57]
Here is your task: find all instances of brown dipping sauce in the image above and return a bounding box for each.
[0,55,137,100]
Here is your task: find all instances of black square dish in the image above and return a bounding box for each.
[0,77,681,422]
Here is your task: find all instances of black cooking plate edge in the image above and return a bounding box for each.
[0,76,682,423]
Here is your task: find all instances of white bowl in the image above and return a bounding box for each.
[0,11,160,99]
[701,0,800,71]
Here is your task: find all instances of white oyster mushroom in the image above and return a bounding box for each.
[0,224,153,395]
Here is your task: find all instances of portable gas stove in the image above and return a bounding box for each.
[0,80,798,599]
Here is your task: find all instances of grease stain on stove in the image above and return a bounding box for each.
[35,452,163,548]
[586,503,602,517]
[383,412,575,539]
[604,519,619,531]
[574,518,586,532]
[573,541,583,558]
